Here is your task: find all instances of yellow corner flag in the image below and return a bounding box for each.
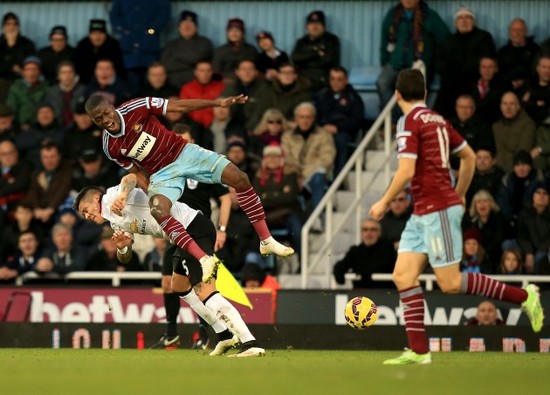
[216,262,253,309]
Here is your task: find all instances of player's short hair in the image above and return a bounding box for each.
[73,186,105,212]
[85,95,108,114]
[396,69,425,101]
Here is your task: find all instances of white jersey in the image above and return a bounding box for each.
[101,185,199,239]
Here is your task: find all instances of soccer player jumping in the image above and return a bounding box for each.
[369,69,544,365]
[86,95,294,283]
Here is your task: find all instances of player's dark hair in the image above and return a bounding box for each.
[396,69,425,101]
[73,186,105,212]
[85,95,108,114]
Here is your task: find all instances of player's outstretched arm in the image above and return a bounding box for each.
[166,95,248,113]
[454,144,476,203]
[369,158,416,220]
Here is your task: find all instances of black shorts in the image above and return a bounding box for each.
[161,214,217,286]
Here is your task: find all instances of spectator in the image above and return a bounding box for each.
[138,62,178,98]
[87,226,142,271]
[213,18,258,83]
[208,100,246,154]
[521,55,550,125]
[0,203,43,263]
[435,7,496,118]
[0,140,31,225]
[532,117,550,176]
[23,140,72,228]
[0,230,41,283]
[265,62,312,122]
[471,56,512,124]
[333,218,396,289]
[497,19,539,92]
[56,206,102,262]
[37,26,75,84]
[71,147,119,191]
[6,56,49,130]
[74,19,125,84]
[377,0,448,115]
[493,91,536,172]
[291,10,340,94]
[253,144,303,258]
[498,249,524,275]
[462,190,507,272]
[0,103,18,141]
[225,138,259,181]
[0,12,35,101]
[282,102,336,210]
[466,147,504,206]
[517,181,550,273]
[109,0,170,88]
[461,227,490,273]
[241,263,281,291]
[466,300,504,325]
[35,223,87,275]
[450,95,493,154]
[379,190,411,250]
[179,61,225,129]
[83,58,134,106]
[63,102,103,161]
[498,150,544,231]
[44,61,86,128]
[255,31,289,80]
[251,108,290,156]
[160,10,214,88]
[222,60,269,132]
[316,65,365,175]
[143,238,167,272]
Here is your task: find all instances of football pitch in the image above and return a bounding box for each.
[0,349,547,395]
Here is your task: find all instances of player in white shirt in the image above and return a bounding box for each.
[74,174,265,357]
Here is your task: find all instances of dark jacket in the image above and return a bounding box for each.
[497,37,539,85]
[333,241,396,289]
[74,35,126,84]
[83,77,134,106]
[466,165,505,207]
[518,206,550,255]
[24,160,73,211]
[223,79,270,131]
[315,84,365,138]
[291,31,340,92]
[37,45,76,83]
[471,74,513,124]
[462,211,507,271]
[213,42,258,80]
[451,115,493,153]
[42,247,88,275]
[0,34,35,81]
[522,79,550,124]
[497,169,543,221]
[0,159,32,212]
[265,77,312,120]
[256,50,289,75]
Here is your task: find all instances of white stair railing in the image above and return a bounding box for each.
[300,95,397,289]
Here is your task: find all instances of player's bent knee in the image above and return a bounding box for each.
[149,194,171,219]
[437,278,461,294]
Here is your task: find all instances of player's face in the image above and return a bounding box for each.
[476,302,498,325]
[89,102,120,133]
[509,20,526,46]
[79,196,106,224]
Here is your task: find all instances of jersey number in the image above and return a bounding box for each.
[436,126,450,168]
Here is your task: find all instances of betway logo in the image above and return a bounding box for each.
[335,295,522,326]
[29,292,197,323]
[127,132,156,161]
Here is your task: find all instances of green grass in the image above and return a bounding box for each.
[0,349,548,395]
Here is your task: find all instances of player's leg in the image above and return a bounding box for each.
[431,205,543,333]
[148,192,217,282]
[195,280,265,357]
[220,163,293,257]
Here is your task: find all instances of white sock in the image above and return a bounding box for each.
[205,292,255,343]
[180,289,227,333]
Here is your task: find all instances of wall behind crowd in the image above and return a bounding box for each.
[4,0,550,73]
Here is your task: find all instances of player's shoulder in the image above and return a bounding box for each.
[103,185,120,203]
[117,98,149,114]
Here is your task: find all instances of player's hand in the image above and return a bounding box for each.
[112,230,132,249]
[369,200,388,221]
[112,195,127,216]
[214,230,227,251]
[219,95,248,107]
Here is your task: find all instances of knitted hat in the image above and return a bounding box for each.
[307,10,326,25]
[463,227,482,243]
[256,31,274,42]
[263,144,283,157]
[22,55,41,67]
[227,18,245,32]
[513,150,533,166]
[180,10,198,25]
[2,12,18,26]
[89,19,107,33]
[455,7,476,20]
[50,25,67,38]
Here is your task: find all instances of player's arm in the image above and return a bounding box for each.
[165,95,248,113]
[369,158,416,220]
[111,173,138,216]
[112,230,134,264]
[215,193,232,251]
[453,144,476,203]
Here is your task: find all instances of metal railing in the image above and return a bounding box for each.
[300,95,397,289]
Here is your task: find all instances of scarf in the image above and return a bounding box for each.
[388,0,427,60]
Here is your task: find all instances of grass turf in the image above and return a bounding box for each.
[0,349,548,395]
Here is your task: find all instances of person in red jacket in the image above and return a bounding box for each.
[179,61,224,128]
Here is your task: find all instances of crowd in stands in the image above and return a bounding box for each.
[1,0,550,289]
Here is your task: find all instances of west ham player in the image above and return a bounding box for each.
[369,69,543,365]
[74,174,266,357]
[85,95,294,283]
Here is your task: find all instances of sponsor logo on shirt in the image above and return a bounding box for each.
[397,137,407,151]
[133,123,143,133]
[127,132,157,161]
[151,98,164,109]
